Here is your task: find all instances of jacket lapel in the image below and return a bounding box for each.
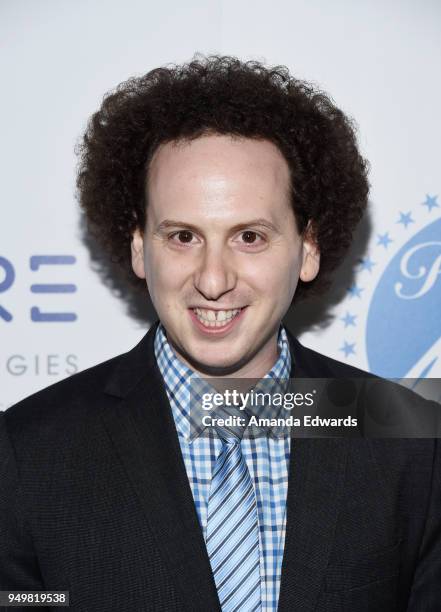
[101,321,221,611]
[277,329,348,611]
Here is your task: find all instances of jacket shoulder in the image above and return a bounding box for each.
[3,323,159,445]
[289,332,375,379]
[2,352,126,437]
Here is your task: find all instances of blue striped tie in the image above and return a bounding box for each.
[206,434,262,611]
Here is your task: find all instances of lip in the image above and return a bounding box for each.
[189,306,247,337]
[189,306,244,311]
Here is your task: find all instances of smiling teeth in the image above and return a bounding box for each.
[194,308,241,327]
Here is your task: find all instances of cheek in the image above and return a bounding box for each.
[145,250,192,295]
[245,252,300,292]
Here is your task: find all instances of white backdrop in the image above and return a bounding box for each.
[1,0,440,409]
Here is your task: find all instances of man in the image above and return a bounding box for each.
[1,55,440,611]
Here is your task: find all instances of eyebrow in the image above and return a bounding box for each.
[156,218,280,233]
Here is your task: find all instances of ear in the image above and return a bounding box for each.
[130,227,146,279]
[299,222,320,282]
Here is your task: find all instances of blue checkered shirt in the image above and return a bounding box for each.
[154,322,292,611]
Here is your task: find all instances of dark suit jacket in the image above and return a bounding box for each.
[1,321,440,611]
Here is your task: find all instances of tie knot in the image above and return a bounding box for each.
[213,401,251,442]
[217,430,241,445]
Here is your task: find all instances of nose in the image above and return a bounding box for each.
[193,242,237,301]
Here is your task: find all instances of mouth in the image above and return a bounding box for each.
[188,306,247,334]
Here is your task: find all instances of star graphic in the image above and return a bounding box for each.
[377,232,393,249]
[340,341,356,358]
[347,284,363,298]
[422,194,439,212]
[358,256,376,272]
[397,211,414,228]
[341,312,357,327]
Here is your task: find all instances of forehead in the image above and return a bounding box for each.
[146,134,292,222]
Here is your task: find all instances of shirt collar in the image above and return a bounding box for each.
[154,321,292,442]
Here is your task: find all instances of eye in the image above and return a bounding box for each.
[239,230,265,246]
[169,230,195,244]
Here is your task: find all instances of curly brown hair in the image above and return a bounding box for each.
[76,54,369,300]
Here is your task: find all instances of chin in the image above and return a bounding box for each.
[183,348,247,377]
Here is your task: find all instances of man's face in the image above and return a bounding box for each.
[131,134,319,377]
